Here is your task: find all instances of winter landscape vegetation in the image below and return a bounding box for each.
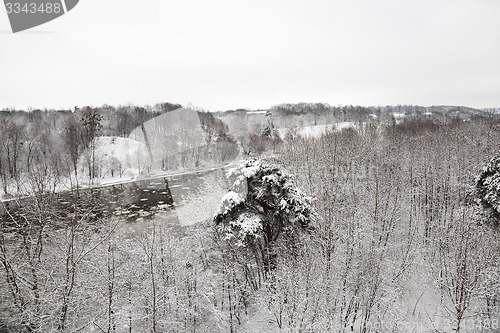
[0,103,499,333]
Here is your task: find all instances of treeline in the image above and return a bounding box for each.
[227,105,499,158]
[272,103,488,128]
[219,103,492,142]
[271,102,483,120]
[0,103,234,196]
[0,102,182,138]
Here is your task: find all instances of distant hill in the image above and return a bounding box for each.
[216,103,490,138]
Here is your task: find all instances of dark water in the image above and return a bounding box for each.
[0,169,216,229]
[0,169,225,332]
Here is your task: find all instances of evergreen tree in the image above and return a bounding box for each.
[474,154,500,228]
[213,159,317,275]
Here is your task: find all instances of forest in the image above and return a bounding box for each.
[0,104,499,333]
[0,103,232,196]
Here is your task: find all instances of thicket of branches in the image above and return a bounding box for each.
[267,117,500,332]
[1,113,499,333]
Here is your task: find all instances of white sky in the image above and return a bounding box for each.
[1,0,499,111]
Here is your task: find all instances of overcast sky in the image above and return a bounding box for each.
[1,0,499,111]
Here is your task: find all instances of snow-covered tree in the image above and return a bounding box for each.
[213,159,317,274]
[474,155,500,228]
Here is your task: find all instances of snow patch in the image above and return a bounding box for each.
[215,190,244,217]
[276,122,356,139]
[76,136,148,185]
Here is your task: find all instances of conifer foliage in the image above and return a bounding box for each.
[213,159,317,273]
[475,154,500,227]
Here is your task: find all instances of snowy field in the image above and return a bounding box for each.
[275,122,356,139]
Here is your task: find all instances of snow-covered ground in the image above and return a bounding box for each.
[275,122,356,139]
[74,136,148,187]
[74,136,241,188]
